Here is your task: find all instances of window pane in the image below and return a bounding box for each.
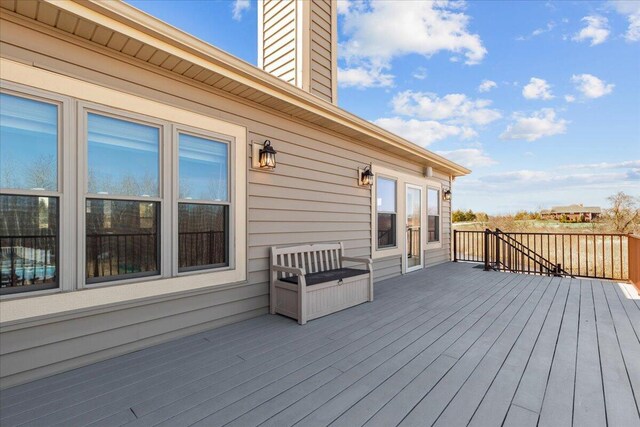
[377,213,396,248]
[179,204,228,271]
[428,215,440,242]
[428,188,440,216]
[179,133,228,201]
[0,93,58,191]
[86,199,159,282]
[87,113,159,197]
[377,177,396,213]
[0,195,58,294]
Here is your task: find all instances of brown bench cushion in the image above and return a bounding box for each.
[280,268,368,286]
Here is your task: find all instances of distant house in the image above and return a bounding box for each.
[540,204,602,222]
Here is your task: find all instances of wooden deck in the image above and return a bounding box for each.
[1,263,639,427]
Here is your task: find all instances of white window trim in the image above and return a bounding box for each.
[405,183,424,273]
[77,102,170,288]
[426,180,443,250]
[0,58,246,309]
[375,174,398,252]
[371,164,426,264]
[172,124,235,277]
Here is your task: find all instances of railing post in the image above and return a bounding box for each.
[495,231,501,271]
[484,229,490,271]
[453,230,458,262]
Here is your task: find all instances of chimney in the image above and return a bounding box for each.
[258,0,338,104]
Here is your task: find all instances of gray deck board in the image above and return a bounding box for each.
[1,262,638,427]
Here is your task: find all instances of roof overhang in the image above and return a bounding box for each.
[0,0,471,177]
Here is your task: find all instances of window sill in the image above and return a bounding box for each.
[0,268,246,327]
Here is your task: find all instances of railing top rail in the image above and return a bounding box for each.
[488,231,629,237]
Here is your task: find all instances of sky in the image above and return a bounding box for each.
[126,0,639,214]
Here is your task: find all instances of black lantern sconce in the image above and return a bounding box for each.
[252,140,277,170]
[358,165,374,186]
[443,189,452,201]
[259,140,277,169]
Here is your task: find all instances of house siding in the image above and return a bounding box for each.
[0,14,451,388]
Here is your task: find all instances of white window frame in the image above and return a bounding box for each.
[0,81,75,298]
[77,102,171,288]
[1,58,247,307]
[172,124,235,276]
[426,181,443,249]
[375,174,398,251]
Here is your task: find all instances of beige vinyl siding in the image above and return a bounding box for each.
[425,172,453,268]
[374,256,403,282]
[261,0,297,85]
[308,0,333,102]
[0,15,448,387]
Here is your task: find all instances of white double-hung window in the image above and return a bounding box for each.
[0,90,65,295]
[176,130,231,272]
[1,66,246,299]
[84,110,163,283]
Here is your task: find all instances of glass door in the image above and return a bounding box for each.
[405,185,422,272]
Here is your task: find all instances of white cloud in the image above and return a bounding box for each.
[453,159,640,213]
[374,117,476,147]
[564,94,576,103]
[231,0,250,21]
[478,80,497,93]
[565,160,640,169]
[571,73,614,98]
[572,15,610,45]
[522,77,554,100]
[412,67,428,80]
[339,0,486,87]
[338,65,394,88]
[611,0,640,42]
[500,108,568,141]
[516,21,556,40]
[390,91,502,125]
[435,148,497,168]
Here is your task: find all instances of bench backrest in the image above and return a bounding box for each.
[271,242,345,279]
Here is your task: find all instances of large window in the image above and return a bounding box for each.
[377,176,397,249]
[85,112,161,283]
[428,188,440,243]
[1,76,245,297]
[178,132,229,271]
[1,93,60,294]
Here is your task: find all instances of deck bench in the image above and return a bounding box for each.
[270,242,373,324]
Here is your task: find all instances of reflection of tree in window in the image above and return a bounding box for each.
[178,133,229,271]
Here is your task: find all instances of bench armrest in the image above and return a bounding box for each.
[272,264,306,276]
[341,256,372,266]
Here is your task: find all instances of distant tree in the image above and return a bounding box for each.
[476,212,489,222]
[453,209,477,222]
[452,210,465,223]
[604,191,640,233]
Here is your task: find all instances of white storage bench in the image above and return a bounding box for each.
[270,242,373,324]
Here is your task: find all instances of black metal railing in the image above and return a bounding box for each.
[178,230,226,269]
[86,232,159,279]
[0,235,57,290]
[454,229,629,281]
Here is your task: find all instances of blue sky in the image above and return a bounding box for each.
[127,0,639,214]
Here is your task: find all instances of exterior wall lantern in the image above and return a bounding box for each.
[443,189,452,201]
[358,165,374,186]
[252,140,277,170]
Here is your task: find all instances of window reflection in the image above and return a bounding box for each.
[178,133,228,201]
[87,113,159,197]
[0,93,58,191]
[86,199,159,282]
[178,204,228,271]
[0,195,58,294]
